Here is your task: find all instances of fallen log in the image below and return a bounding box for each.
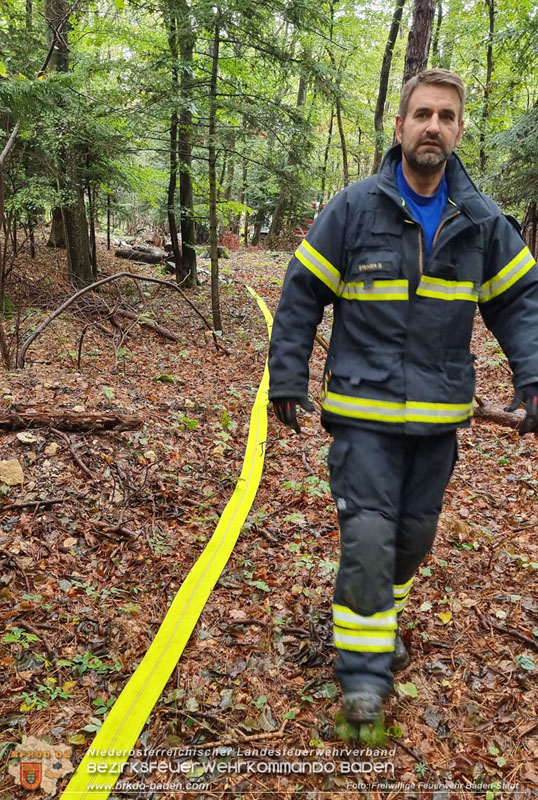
[473,403,525,430]
[84,297,181,343]
[0,411,143,432]
[115,308,181,342]
[115,247,166,264]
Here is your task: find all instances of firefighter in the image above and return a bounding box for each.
[268,69,538,724]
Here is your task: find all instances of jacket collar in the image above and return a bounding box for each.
[373,144,493,224]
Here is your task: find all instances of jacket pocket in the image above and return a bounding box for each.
[429,255,483,287]
[443,350,476,396]
[346,251,401,282]
[328,348,395,385]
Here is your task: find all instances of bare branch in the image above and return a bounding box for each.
[17,271,229,368]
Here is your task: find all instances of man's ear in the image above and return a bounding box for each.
[395,115,403,143]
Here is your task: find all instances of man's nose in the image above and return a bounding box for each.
[426,114,441,134]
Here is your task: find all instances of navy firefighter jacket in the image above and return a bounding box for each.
[268,145,538,435]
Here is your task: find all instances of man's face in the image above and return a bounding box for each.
[395,84,464,174]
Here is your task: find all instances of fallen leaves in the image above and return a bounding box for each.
[1,248,538,798]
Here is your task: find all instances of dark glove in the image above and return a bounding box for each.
[505,384,538,435]
[272,397,315,434]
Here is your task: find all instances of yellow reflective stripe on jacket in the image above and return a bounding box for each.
[394,577,414,613]
[334,627,395,652]
[417,275,478,302]
[405,400,473,423]
[322,392,474,424]
[323,392,406,422]
[479,246,536,303]
[295,239,342,295]
[333,604,397,631]
[340,280,409,301]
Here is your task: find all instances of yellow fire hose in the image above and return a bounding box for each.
[60,287,273,799]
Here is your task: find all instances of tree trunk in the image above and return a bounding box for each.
[241,157,248,246]
[62,148,93,288]
[45,0,93,287]
[335,92,349,187]
[107,193,111,250]
[372,0,406,174]
[251,220,262,246]
[87,184,97,279]
[402,0,435,84]
[29,224,35,259]
[269,71,308,237]
[177,0,197,286]
[522,202,537,259]
[479,0,495,172]
[0,124,20,292]
[166,8,183,283]
[209,20,222,332]
[431,0,443,67]
[47,206,65,247]
[223,137,236,229]
[319,107,334,208]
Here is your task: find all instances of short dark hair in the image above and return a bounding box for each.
[399,69,466,121]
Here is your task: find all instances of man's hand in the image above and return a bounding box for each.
[505,384,538,435]
[272,397,315,434]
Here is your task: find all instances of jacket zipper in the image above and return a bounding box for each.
[433,210,461,248]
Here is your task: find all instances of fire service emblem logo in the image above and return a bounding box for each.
[20,762,43,790]
[8,735,74,795]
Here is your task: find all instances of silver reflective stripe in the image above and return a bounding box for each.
[405,402,473,420]
[334,631,395,648]
[480,247,535,302]
[393,578,414,598]
[322,394,473,424]
[333,608,397,630]
[295,241,341,294]
[324,395,405,420]
[341,281,408,300]
[417,277,478,301]
[394,578,413,612]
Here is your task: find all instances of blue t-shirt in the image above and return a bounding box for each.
[396,161,448,254]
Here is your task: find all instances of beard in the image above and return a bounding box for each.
[402,137,452,174]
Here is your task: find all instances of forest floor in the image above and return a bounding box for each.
[0,237,537,800]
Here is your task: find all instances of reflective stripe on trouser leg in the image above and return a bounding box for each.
[332,512,397,694]
[394,576,414,614]
[333,605,397,652]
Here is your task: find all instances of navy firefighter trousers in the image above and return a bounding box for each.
[328,425,458,696]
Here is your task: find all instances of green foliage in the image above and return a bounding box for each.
[0,0,536,254]
[2,627,40,649]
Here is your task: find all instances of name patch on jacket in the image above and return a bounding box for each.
[357,262,383,272]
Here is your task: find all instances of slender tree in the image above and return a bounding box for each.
[372,0,407,173]
[177,0,197,285]
[45,0,93,286]
[479,0,495,172]
[165,2,183,282]
[268,64,309,237]
[209,16,222,331]
[402,0,435,84]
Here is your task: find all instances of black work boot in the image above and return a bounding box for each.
[392,633,411,672]
[342,684,384,724]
